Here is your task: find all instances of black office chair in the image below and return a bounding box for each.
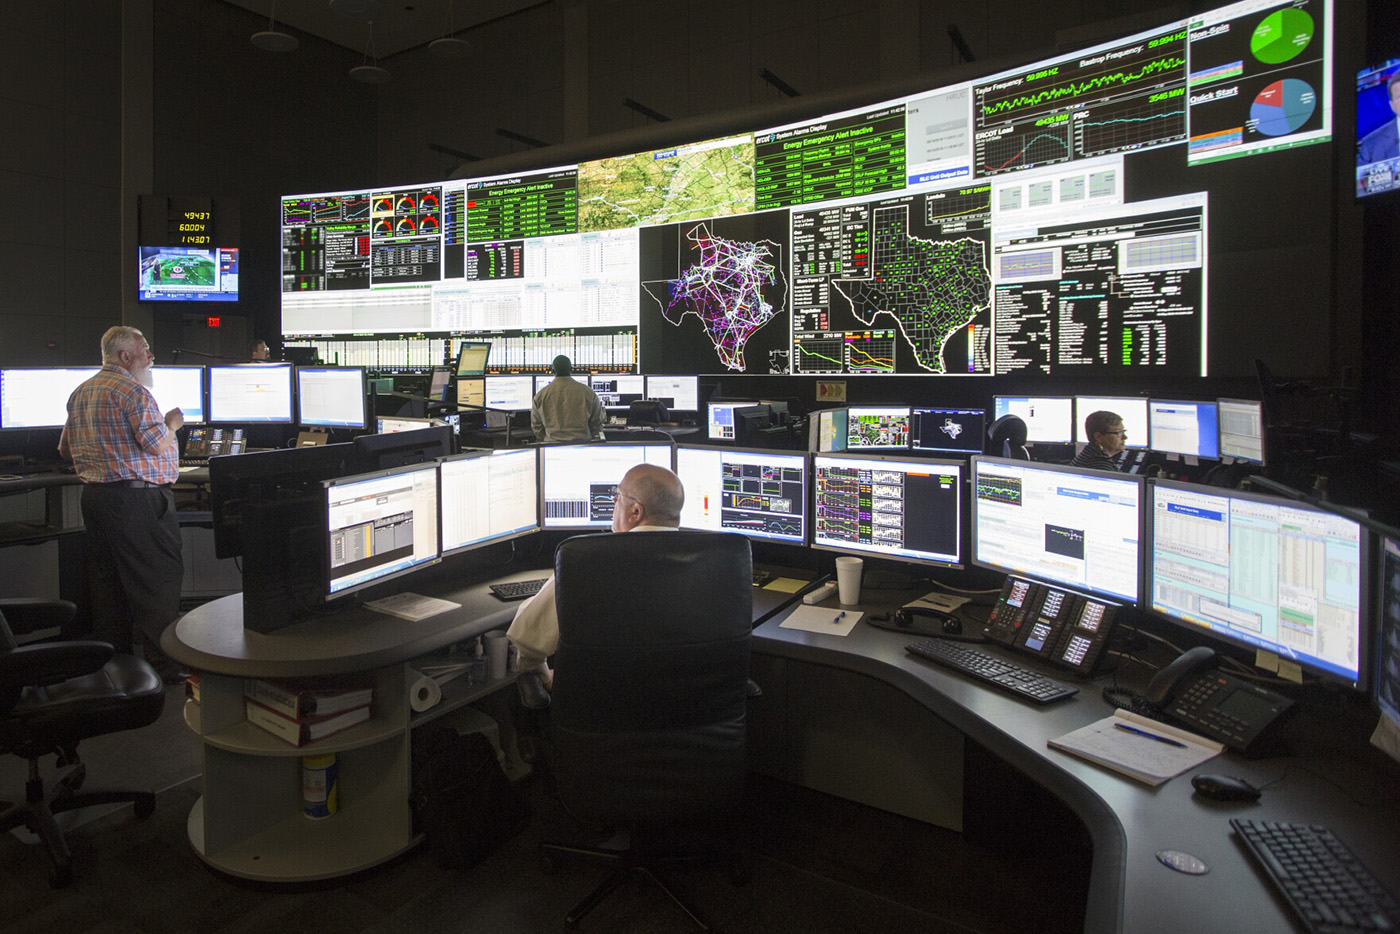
[987,414,1031,460]
[625,399,668,427]
[541,530,754,931]
[0,599,167,887]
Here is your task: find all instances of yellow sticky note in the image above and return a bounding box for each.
[1277,659,1303,684]
[1255,649,1280,673]
[763,577,807,593]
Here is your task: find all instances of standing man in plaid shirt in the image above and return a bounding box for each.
[59,326,186,680]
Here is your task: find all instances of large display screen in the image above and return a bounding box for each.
[279,0,1339,381]
[1357,58,1400,198]
[674,445,807,544]
[972,456,1143,603]
[1148,479,1366,686]
[812,453,962,567]
[138,247,239,302]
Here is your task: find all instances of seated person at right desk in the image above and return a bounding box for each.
[506,463,683,692]
[1071,410,1125,472]
[530,354,603,443]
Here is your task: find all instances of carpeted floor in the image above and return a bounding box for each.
[1,695,1089,934]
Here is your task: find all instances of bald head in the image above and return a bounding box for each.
[612,463,684,532]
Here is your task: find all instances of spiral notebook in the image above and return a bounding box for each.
[1048,709,1223,786]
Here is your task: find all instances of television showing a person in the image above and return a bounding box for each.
[1359,71,1400,166]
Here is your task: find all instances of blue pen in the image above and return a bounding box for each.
[1114,722,1187,748]
[832,611,846,625]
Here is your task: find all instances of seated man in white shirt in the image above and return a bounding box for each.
[506,463,683,693]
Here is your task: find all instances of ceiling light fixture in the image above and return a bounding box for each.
[350,19,392,83]
[429,0,469,59]
[250,0,298,52]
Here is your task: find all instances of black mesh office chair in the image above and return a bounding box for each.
[541,530,754,930]
[987,414,1031,460]
[0,599,166,887]
[625,399,668,427]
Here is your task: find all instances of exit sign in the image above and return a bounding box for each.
[207,316,221,328]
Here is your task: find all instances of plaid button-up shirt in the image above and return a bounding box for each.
[59,365,177,485]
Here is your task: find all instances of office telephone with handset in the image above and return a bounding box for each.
[1121,646,1295,756]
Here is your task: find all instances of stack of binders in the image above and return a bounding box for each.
[243,677,374,747]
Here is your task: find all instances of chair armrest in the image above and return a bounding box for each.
[516,671,551,710]
[0,641,114,691]
[0,599,78,636]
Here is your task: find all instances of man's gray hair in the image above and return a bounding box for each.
[100,326,146,364]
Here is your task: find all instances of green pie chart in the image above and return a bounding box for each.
[1251,8,1313,64]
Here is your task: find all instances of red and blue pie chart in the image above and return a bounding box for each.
[1250,78,1315,137]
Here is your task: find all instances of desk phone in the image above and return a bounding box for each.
[983,577,1119,676]
[184,428,244,463]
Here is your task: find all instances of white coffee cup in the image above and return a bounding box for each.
[484,630,509,679]
[834,556,864,605]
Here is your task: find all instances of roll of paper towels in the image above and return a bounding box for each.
[409,668,442,712]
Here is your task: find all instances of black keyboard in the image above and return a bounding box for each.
[1231,819,1399,934]
[905,638,1078,704]
[179,458,209,468]
[489,578,548,601]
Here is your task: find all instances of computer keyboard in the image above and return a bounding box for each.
[179,459,209,468]
[489,578,548,601]
[905,638,1078,704]
[1231,818,1399,934]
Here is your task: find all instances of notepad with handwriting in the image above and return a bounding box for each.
[1048,709,1223,786]
[364,592,460,621]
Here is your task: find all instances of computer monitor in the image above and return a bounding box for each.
[439,448,540,555]
[427,366,452,401]
[454,341,490,378]
[484,375,534,411]
[0,367,99,430]
[1217,398,1266,465]
[812,453,962,568]
[707,401,757,441]
[533,374,556,395]
[324,462,441,597]
[674,445,807,545]
[1373,533,1400,763]
[846,406,911,449]
[646,375,699,412]
[540,442,673,528]
[810,408,848,453]
[377,415,444,433]
[591,374,647,412]
[910,407,986,456]
[456,377,484,410]
[992,396,1074,444]
[208,364,294,424]
[1073,396,1147,448]
[1147,399,1219,459]
[1357,57,1400,199]
[148,366,205,425]
[972,456,1143,604]
[1148,479,1368,688]
[296,366,367,429]
[353,425,453,473]
[209,442,355,559]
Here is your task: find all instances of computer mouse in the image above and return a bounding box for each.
[942,616,964,636]
[1190,773,1261,801]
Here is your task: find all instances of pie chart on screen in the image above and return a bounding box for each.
[1250,78,1315,137]
[1250,8,1313,65]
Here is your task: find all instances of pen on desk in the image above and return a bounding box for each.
[1114,722,1187,747]
[832,611,846,625]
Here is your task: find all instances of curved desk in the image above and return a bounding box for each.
[753,608,1400,934]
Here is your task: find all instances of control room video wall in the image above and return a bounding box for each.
[279,0,1339,382]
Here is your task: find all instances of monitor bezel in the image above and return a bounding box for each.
[538,441,675,530]
[1146,397,1220,460]
[811,450,964,569]
[323,460,443,599]
[673,442,809,546]
[970,455,1145,604]
[437,448,542,557]
[1145,477,1370,690]
[295,365,368,430]
[207,363,295,425]
[1216,397,1267,466]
